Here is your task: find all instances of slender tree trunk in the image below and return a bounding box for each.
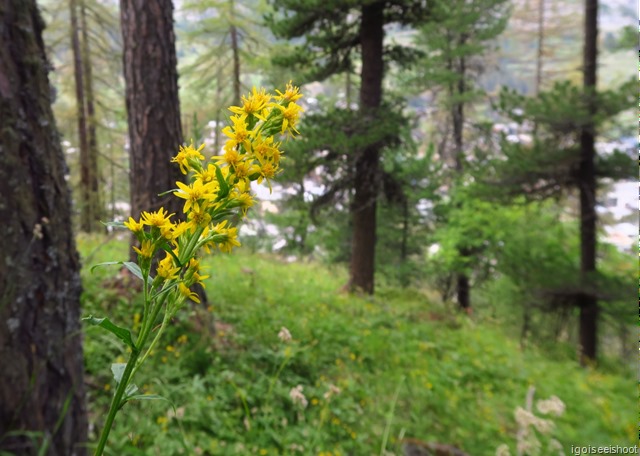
[70,0,92,232]
[348,2,384,294]
[229,0,241,106]
[535,0,545,95]
[81,0,102,230]
[120,0,184,235]
[452,49,471,312]
[0,2,87,454]
[578,0,598,365]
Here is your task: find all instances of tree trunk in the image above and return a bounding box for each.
[230,22,241,106]
[80,0,102,230]
[578,0,598,365]
[0,2,87,454]
[348,2,384,294]
[534,0,545,95]
[121,0,184,225]
[70,0,92,232]
[452,49,471,312]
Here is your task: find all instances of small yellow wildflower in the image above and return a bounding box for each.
[229,87,271,120]
[213,145,242,169]
[179,283,200,303]
[222,114,252,151]
[174,180,217,213]
[141,207,174,228]
[273,102,303,136]
[171,141,205,174]
[194,163,223,185]
[124,216,144,233]
[133,240,154,258]
[186,205,212,231]
[274,81,303,103]
[157,253,180,280]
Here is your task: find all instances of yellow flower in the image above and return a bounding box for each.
[194,163,222,185]
[274,81,303,103]
[174,180,217,213]
[273,102,303,136]
[213,146,242,168]
[171,141,205,174]
[186,205,212,231]
[179,283,200,303]
[171,222,190,239]
[133,240,154,258]
[186,258,210,285]
[217,227,241,253]
[157,253,180,280]
[124,216,144,233]
[229,87,271,120]
[141,207,174,228]
[221,114,252,151]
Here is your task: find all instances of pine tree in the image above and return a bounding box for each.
[481,0,633,363]
[411,0,509,310]
[267,0,430,294]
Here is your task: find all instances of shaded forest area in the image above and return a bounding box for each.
[0,0,635,455]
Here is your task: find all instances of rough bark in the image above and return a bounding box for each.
[120,0,184,229]
[0,2,87,454]
[578,0,598,365]
[70,0,93,232]
[348,2,384,294]
[80,0,102,230]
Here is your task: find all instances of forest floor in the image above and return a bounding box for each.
[78,233,635,456]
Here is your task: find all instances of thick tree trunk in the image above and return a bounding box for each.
[578,0,598,365]
[348,2,384,294]
[120,0,184,230]
[80,0,102,230]
[70,0,93,232]
[0,2,87,454]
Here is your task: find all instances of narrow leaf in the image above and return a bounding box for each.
[122,261,145,281]
[84,316,135,349]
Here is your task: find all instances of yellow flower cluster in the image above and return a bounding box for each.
[123,83,303,307]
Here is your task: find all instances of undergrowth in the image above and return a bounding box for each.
[77,233,635,456]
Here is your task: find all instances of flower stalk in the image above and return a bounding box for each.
[89,83,303,455]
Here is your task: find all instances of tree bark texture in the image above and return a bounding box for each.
[348,2,384,294]
[578,0,598,365]
[120,0,184,226]
[0,2,87,454]
[70,0,93,232]
[80,0,102,230]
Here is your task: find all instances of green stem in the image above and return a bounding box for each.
[94,348,140,456]
[132,311,170,379]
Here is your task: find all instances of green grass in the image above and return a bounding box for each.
[77,233,636,456]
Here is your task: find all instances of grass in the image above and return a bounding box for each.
[77,233,636,456]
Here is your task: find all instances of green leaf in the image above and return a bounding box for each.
[90,261,153,285]
[122,261,145,281]
[90,261,121,273]
[111,363,126,384]
[101,221,126,229]
[84,316,135,350]
[215,164,229,198]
